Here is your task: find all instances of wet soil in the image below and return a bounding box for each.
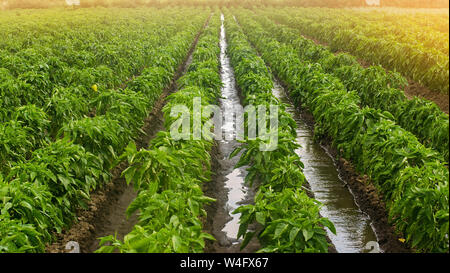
[231,15,339,253]
[45,16,210,253]
[252,18,439,252]
[203,16,260,253]
[203,144,261,253]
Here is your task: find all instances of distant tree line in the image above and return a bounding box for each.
[1,0,448,10]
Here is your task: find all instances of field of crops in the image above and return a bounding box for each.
[0,4,448,255]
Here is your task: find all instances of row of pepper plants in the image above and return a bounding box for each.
[245,8,449,163]
[223,11,336,253]
[360,10,449,34]
[95,13,222,253]
[263,7,449,94]
[232,11,449,253]
[342,9,449,55]
[0,9,209,253]
[295,8,449,56]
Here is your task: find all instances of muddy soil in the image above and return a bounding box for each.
[203,144,261,253]
[236,13,410,252]
[226,15,339,253]
[45,16,210,253]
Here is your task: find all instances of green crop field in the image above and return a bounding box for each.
[0,0,448,257]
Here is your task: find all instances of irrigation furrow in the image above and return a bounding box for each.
[204,14,259,253]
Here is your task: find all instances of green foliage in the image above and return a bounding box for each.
[233,9,448,253]
[389,163,449,253]
[45,87,90,136]
[96,15,221,253]
[235,188,335,253]
[266,7,449,94]
[59,116,130,169]
[250,10,449,162]
[0,121,33,173]
[0,214,43,253]
[0,8,209,253]
[12,105,50,147]
[2,139,108,245]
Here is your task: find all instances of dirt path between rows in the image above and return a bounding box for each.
[45,16,210,253]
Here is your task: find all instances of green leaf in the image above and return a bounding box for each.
[289,227,300,242]
[240,231,255,250]
[255,211,265,225]
[274,223,288,239]
[172,235,182,252]
[302,229,314,242]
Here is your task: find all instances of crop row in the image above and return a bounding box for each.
[344,9,449,36]
[223,12,336,253]
[233,12,449,253]
[266,7,449,94]
[245,8,449,162]
[355,13,448,55]
[95,13,222,253]
[297,8,449,56]
[0,11,208,253]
